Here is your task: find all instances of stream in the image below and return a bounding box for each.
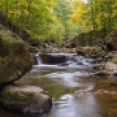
[1,53,117,117]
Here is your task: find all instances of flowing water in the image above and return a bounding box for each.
[1,53,117,117]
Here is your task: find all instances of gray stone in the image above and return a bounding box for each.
[0,85,52,114]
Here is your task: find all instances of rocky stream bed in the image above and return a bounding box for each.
[1,53,117,117]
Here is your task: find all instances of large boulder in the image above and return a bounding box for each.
[0,24,34,84]
[0,85,52,113]
[73,30,106,47]
[39,53,67,64]
[105,30,117,50]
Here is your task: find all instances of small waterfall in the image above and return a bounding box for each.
[33,53,93,66]
[34,55,42,65]
[67,55,86,65]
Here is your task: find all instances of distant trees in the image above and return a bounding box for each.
[70,0,117,33]
[0,0,84,40]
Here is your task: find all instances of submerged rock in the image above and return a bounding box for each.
[92,71,107,77]
[94,90,109,95]
[77,61,83,65]
[0,85,52,113]
[93,64,105,70]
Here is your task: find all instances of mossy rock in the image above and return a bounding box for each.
[109,54,117,64]
[105,30,117,50]
[26,43,40,53]
[73,30,106,47]
[28,38,42,47]
[0,24,34,84]
[0,85,52,113]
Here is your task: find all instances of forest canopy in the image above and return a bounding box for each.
[0,0,117,40]
[70,0,117,32]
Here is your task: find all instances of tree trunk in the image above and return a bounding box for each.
[91,0,96,44]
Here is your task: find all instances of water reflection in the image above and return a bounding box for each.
[43,71,90,87]
[48,94,99,117]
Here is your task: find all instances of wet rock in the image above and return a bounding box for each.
[39,53,67,64]
[48,56,67,64]
[95,57,103,63]
[92,64,105,70]
[52,44,58,48]
[76,46,105,60]
[110,82,117,87]
[59,63,69,66]
[86,60,96,64]
[0,85,52,114]
[113,71,117,76]
[105,62,117,70]
[28,38,41,47]
[91,54,97,59]
[77,62,83,65]
[42,43,48,48]
[104,56,109,62]
[39,54,53,63]
[40,47,52,53]
[64,43,75,48]
[92,71,107,77]
[94,90,109,95]
[108,52,113,59]
[94,90,117,95]
[47,46,52,53]
[28,47,39,53]
[90,60,96,64]
[76,51,86,56]
[111,91,117,95]
[74,91,84,97]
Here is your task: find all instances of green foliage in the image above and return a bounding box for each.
[1,0,117,42]
[0,0,83,40]
[70,0,117,33]
[53,0,84,39]
[0,0,85,40]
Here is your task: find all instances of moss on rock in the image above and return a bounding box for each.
[0,85,52,113]
[105,30,117,50]
[0,24,34,84]
[73,30,107,47]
